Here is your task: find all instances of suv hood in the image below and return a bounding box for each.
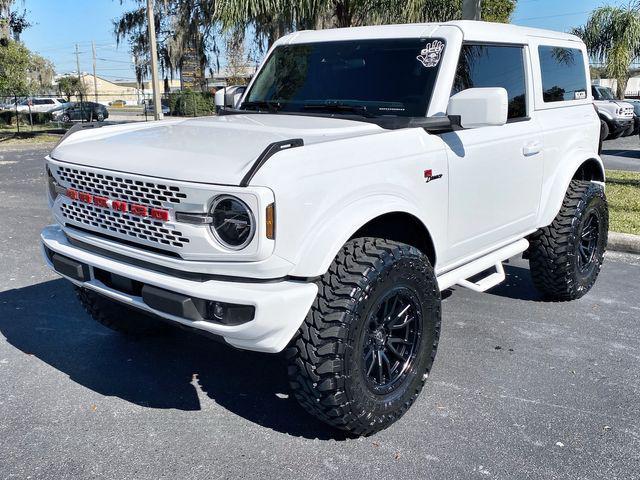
[51,114,384,185]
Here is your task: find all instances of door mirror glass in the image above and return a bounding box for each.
[447,87,508,128]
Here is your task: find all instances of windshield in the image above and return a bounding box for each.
[595,86,615,101]
[242,38,445,117]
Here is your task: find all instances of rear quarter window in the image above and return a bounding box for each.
[538,46,588,102]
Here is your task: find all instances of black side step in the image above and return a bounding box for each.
[240,138,304,187]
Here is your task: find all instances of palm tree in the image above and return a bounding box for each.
[573,2,640,99]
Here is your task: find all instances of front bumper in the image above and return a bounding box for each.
[41,225,317,353]
[611,117,634,133]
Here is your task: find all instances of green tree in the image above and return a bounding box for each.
[28,53,55,93]
[57,75,86,100]
[0,38,30,97]
[573,2,640,99]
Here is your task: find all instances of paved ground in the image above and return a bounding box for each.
[602,134,640,171]
[1,145,639,479]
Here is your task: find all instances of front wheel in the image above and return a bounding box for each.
[528,180,608,301]
[286,238,441,436]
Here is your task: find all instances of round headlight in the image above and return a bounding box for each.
[209,195,255,250]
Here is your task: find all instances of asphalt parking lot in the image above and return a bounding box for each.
[1,140,639,479]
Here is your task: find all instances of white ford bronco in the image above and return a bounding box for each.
[41,21,607,435]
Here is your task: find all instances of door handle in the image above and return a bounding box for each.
[523,141,542,157]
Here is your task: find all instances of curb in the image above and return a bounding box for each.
[608,231,640,255]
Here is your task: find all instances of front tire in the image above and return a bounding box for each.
[528,180,608,301]
[75,287,168,335]
[286,238,441,436]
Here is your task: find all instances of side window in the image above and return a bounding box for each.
[538,46,587,102]
[453,44,527,119]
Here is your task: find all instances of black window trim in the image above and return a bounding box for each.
[455,41,530,123]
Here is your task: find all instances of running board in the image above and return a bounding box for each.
[437,239,529,292]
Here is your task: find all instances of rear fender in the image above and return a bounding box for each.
[538,151,605,228]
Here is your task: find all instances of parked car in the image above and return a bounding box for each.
[42,22,607,436]
[143,101,170,115]
[109,100,127,108]
[623,98,640,135]
[592,85,635,139]
[50,101,109,122]
[15,97,66,113]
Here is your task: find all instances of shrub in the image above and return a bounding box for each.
[0,110,53,125]
[168,90,215,116]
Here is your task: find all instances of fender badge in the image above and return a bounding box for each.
[424,169,443,183]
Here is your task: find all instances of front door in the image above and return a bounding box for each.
[442,43,543,264]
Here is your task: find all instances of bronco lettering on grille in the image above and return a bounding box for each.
[65,188,170,221]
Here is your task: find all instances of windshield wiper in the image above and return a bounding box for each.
[241,100,281,113]
[302,102,375,117]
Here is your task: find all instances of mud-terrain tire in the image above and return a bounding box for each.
[600,120,609,141]
[528,180,608,301]
[75,287,168,335]
[286,238,441,436]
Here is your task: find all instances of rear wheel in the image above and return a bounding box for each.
[75,287,168,335]
[286,238,441,436]
[600,120,609,142]
[528,180,608,301]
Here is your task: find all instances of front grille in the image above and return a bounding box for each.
[61,201,190,248]
[55,165,188,207]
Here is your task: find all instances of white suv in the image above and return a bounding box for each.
[41,21,607,435]
[16,97,67,113]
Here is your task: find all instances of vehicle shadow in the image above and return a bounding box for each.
[601,148,640,159]
[485,263,545,301]
[0,279,348,440]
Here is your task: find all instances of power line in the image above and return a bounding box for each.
[513,10,590,22]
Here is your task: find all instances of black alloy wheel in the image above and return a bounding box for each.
[362,288,422,394]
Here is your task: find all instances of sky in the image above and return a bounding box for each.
[19,0,633,81]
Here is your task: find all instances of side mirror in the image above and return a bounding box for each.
[447,87,508,129]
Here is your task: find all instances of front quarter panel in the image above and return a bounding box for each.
[251,128,449,277]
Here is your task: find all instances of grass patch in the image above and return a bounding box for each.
[606,169,640,235]
[0,133,61,146]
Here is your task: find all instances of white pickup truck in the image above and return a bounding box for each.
[42,21,607,435]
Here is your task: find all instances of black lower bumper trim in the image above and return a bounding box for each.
[51,253,89,282]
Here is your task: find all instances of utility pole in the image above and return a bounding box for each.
[75,43,81,84]
[92,41,99,103]
[146,0,163,120]
[462,0,482,20]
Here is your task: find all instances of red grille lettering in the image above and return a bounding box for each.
[78,192,93,204]
[66,188,79,200]
[130,204,148,217]
[93,196,109,208]
[150,208,169,221]
[111,200,128,212]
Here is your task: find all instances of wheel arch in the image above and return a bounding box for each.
[349,212,437,266]
[538,154,605,228]
[286,197,441,278]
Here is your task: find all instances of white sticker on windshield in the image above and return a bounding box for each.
[417,40,444,68]
[575,91,587,100]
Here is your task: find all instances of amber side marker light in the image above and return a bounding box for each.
[266,203,275,239]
